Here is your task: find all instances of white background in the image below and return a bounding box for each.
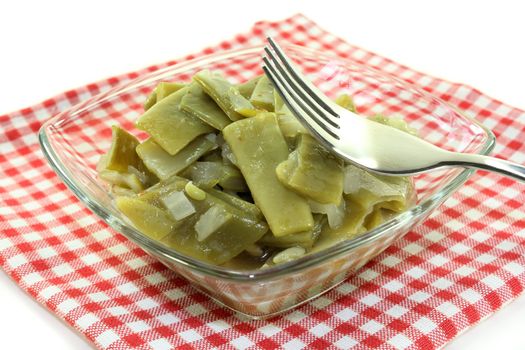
[1,1,524,349]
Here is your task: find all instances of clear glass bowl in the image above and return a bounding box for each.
[39,45,495,318]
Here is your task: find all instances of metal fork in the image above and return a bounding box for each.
[262,37,525,182]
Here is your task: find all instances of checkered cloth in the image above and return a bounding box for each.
[1,14,525,350]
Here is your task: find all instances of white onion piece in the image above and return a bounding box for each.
[343,165,361,194]
[309,199,345,229]
[343,164,407,196]
[96,154,108,172]
[194,206,230,242]
[161,191,195,221]
[127,165,148,185]
[205,133,217,143]
[221,142,237,166]
[204,133,219,149]
[215,133,225,146]
[99,170,143,193]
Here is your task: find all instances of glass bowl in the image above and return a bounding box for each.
[39,44,495,318]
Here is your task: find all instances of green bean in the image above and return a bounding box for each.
[276,133,343,204]
[136,135,215,180]
[237,75,262,99]
[180,82,231,130]
[136,87,214,155]
[249,75,275,111]
[335,94,357,113]
[156,82,186,101]
[136,175,268,264]
[144,82,186,110]
[116,196,176,241]
[223,112,314,236]
[259,215,325,248]
[99,125,141,173]
[194,70,257,120]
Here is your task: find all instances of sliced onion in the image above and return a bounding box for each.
[343,165,362,194]
[309,199,345,229]
[127,165,148,186]
[221,142,237,166]
[205,133,218,144]
[96,154,108,172]
[194,206,230,242]
[204,133,219,150]
[343,164,407,196]
[161,191,195,221]
[215,133,225,146]
[99,169,143,193]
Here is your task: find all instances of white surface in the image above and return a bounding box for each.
[1,1,524,349]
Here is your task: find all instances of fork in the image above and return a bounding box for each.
[262,37,525,182]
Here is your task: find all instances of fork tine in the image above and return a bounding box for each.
[263,65,340,147]
[263,47,340,130]
[262,58,340,142]
[267,37,339,118]
[262,56,339,140]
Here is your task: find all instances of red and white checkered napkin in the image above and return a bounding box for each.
[1,14,525,350]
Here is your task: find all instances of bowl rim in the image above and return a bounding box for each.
[39,44,496,282]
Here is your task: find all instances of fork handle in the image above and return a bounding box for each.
[446,153,525,182]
